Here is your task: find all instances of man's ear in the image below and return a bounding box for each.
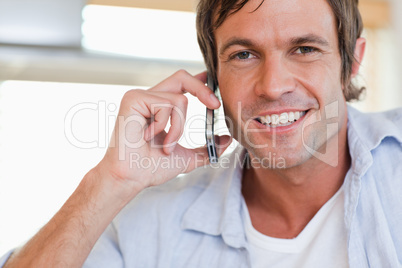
[351,37,366,78]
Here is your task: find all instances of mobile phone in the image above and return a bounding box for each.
[205,73,218,164]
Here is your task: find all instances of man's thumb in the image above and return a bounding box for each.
[183,135,233,173]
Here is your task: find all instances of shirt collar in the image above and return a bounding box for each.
[181,146,248,249]
[344,105,402,228]
[347,105,402,152]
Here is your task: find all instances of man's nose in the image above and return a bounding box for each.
[253,56,296,100]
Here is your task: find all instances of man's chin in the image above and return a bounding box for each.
[245,147,313,170]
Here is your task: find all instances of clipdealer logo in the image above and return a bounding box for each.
[64,101,117,149]
[64,100,340,167]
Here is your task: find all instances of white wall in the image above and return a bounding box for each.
[0,0,84,46]
[391,0,402,103]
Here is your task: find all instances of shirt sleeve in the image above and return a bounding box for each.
[0,250,14,267]
[83,222,124,268]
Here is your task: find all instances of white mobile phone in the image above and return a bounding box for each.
[205,73,218,163]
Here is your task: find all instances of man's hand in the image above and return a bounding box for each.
[3,70,231,268]
[96,70,232,201]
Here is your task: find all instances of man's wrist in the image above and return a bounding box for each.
[85,163,144,209]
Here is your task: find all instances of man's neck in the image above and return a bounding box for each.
[241,137,351,239]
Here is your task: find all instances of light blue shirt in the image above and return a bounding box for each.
[1,106,402,267]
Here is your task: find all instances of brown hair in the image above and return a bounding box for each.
[196,0,365,101]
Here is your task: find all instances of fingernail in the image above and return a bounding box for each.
[144,130,151,141]
[167,142,177,154]
[210,94,220,106]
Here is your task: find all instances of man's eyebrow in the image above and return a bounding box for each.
[289,34,330,47]
[219,34,330,55]
[219,38,255,56]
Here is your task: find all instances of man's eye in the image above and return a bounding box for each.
[296,46,316,54]
[235,51,253,60]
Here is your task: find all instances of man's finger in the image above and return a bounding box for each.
[144,105,172,141]
[163,96,188,154]
[149,70,220,110]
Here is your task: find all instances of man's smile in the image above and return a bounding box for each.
[255,110,308,128]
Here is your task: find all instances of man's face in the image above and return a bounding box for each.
[215,0,348,168]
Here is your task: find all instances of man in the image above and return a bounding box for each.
[2,0,402,267]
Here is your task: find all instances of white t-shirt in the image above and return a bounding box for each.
[242,186,348,268]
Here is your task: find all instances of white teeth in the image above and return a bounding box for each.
[257,111,306,127]
[295,111,300,120]
[260,116,269,124]
[271,114,279,125]
[288,112,295,122]
[279,113,288,124]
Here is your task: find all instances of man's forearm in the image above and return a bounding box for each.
[4,167,136,268]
